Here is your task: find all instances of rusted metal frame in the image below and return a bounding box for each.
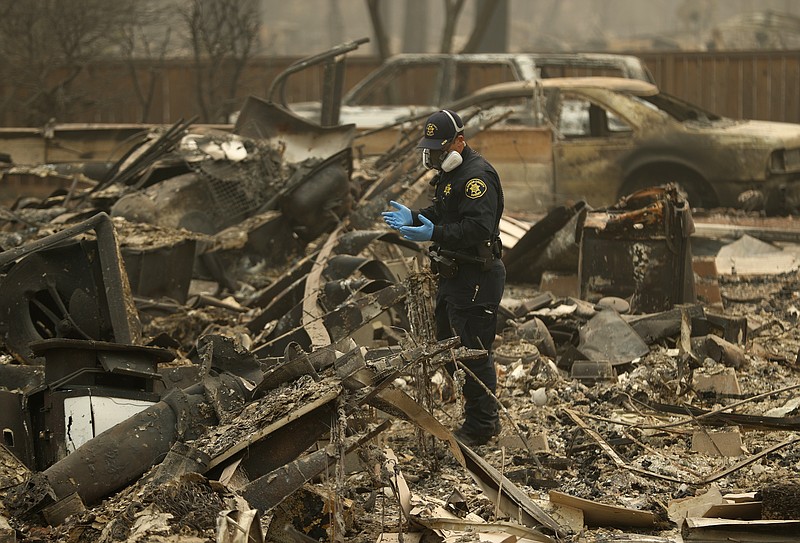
[267,37,369,109]
[0,212,139,346]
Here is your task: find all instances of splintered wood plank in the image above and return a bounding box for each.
[549,490,657,528]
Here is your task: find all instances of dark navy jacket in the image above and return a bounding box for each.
[414,145,505,306]
[415,145,503,255]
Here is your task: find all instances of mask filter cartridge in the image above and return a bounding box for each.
[440,150,463,172]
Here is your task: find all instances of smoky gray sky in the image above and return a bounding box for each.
[259,0,800,55]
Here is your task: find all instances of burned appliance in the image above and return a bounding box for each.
[578,185,696,313]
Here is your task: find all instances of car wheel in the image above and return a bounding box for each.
[621,166,715,210]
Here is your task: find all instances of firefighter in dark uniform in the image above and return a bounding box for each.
[382,109,506,446]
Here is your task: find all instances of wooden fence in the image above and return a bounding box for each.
[1,51,798,126]
[637,50,800,124]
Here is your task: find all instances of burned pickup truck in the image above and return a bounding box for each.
[390,77,800,216]
[289,51,654,129]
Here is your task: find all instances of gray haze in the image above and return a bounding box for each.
[259,0,800,55]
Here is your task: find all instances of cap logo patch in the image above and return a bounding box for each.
[465,178,487,199]
[426,123,437,137]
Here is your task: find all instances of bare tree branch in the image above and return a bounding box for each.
[0,0,141,124]
[459,0,501,53]
[182,0,260,123]
[118,2,174,122]
[440,0,467,53]
[366,0,391,61]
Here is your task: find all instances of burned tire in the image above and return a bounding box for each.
[620,166,716,210]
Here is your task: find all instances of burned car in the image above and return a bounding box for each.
[290,52,654,128]
[442,77,800,215]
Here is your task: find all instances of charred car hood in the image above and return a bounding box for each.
[692,119,800,147]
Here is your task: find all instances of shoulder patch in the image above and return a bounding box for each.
[464,178,487,199]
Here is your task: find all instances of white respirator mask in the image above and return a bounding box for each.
[421,148,463,172]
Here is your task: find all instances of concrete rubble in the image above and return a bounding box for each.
[1,76,800,543]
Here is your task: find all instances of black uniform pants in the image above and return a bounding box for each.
[435,260,504,436]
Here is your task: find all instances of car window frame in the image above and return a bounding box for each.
[550,89,638,139]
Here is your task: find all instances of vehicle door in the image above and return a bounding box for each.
[467,93,554,214]
[548,89,635,208]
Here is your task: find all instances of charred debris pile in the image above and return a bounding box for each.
[0,99,800,543]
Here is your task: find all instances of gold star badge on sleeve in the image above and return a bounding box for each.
[465,178,487,199]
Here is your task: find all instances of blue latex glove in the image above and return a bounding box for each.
[399,214,434,242]
[381,200,412,230]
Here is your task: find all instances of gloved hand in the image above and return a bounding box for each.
[381,200,412,230]
[399,214,434,242]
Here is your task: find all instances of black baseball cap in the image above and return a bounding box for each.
[417,109,464,150]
